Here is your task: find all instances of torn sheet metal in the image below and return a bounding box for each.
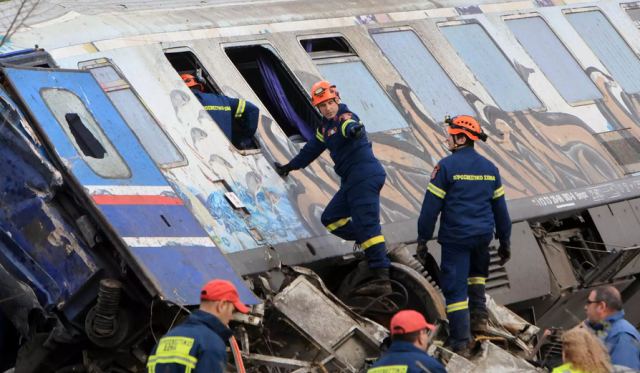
[0,86,98,316]
[272,269,387,372]
[487,294,540,344]
[470,342,543,373]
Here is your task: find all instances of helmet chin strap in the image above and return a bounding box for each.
[449,135,471,152]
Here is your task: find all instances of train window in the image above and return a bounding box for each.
[165,50,221,94]
[225,45,320,143]
[41,88,131,178]
[624,6,640,28]
[301,37,355,57]
[165,50,261,150]
[301,35,409,132]
[566,10,640,94]
[79,60,187,168]
[372,30,474,121]
[507,16,601,104]
[440,23,543,112]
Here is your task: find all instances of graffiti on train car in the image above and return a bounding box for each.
[164,87,312,250]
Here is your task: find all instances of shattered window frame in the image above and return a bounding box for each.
[41,87,132,179]
[78,58,188,169]
[299,33,410,133]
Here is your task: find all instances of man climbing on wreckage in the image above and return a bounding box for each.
[273,80,392,296]
[416,115,512,356]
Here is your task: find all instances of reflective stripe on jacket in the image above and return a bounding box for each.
[368,341,447,373]
[147,310,232,373]
[417,146,511,245]
[288,103,384,184]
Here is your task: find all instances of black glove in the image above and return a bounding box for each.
[416,239,429,263]
[348,123,364,139]
[498,240,511,266]
[274,162,292,177]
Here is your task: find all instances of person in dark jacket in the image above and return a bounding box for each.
[368,310,447,373]
[182,73,259,150]
[416,115,511,354]
[273,80,391,295]
[147,279,249,373]
[584,285,640,370]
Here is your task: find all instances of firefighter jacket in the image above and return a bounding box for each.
[368,341,447,373]
[587,310,640,370]
[288,103,385,185]
[147,310,232,373]
[193,90,259,149]
[417,146,511,245]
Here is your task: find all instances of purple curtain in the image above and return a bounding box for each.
[257,53,314,141]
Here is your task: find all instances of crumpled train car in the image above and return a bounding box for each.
[1,0,640,371]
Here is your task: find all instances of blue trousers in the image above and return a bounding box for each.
[321,173,390,269]
[440,235,492,349]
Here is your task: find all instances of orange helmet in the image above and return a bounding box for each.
[181,73,204,91]
[445,115,487,142]
[310,80,338,106]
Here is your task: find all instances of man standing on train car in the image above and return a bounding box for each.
[182,73,259,150]
[273,80,392,295]
[147,279,249,373]
[415,115,511,355]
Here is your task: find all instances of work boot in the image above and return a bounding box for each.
[452,340,480,360]
[352,268,393,297]
[470,312,489,334]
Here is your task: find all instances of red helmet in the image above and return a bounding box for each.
[310,80,338,106]
[446,115,487,142]
[390,310,435,335]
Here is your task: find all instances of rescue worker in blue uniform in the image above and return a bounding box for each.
[273,80,391,294]
[182,73,259,150]
[416,115,511,354]
[368,310,447,373]
[147,279,249,373]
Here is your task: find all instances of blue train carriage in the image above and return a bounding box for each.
[0,62,258,371]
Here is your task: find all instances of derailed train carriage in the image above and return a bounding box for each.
[1,0,640,371]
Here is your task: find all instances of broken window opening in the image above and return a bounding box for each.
[165,49,261,150]
[302,35,410,133]
[0,49,56,68]
[65,113,106,159]
[165,50,221,94]
[300,36,356,59]
[78,59,187,167]
[225,45,320,143]
[41,88,130,179]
